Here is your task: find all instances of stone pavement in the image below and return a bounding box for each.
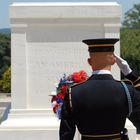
[0,93,11,123]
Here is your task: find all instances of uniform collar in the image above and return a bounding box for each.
[89,74,114,80]
[92,70,111,75]
[89,70,114,80]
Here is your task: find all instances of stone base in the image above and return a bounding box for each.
[0,109,79,140]
[125,119,136,140]
[0,109,59,140]
[136,135,140,140]
[0,109,136,140]
[0,129,59,140]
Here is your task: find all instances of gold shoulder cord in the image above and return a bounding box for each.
[121,79,133,85]
[68,88,73,112]
[133,77,140,85]
[135,83,140,88]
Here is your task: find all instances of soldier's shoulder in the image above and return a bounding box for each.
[70,80,88,89]
[121,79,133,85]
[133,77,140,89]
[114,79,133,85]
[133,77,140,90]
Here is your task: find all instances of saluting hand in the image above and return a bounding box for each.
[114,54,132,76]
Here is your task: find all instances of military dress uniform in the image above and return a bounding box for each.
[59,39,140,140]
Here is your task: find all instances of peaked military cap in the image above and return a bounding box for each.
[82,38,119,53]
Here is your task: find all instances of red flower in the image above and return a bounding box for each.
[57,93,65,99]
[61,85,68,94]
[73,70,88,82]
[79,70,88,81]
[73,72,81,82]
[53,103,59,113]
[51,96,57,103]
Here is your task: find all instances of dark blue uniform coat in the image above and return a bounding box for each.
[59,74,140,140]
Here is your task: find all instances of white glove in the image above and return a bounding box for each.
[114,54,132,76]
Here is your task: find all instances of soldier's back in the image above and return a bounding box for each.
[71,74,129,135]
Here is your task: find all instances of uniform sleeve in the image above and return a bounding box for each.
[125,71,140,91]
[128,87,140,131]
[59,93,76,140]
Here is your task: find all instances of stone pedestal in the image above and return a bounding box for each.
[0,2,136,140]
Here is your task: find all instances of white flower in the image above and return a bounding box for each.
[51,91,57,96]
[52,101,57,107]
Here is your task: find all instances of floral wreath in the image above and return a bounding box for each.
[50,70,88,119]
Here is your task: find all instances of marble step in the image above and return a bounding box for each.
[136,135,140,140]
[0,94,11,124]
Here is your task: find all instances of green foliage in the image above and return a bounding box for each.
[123,4,140,28]
[120,28,140,75]
[0,33,11,75]
[0,67,11,93]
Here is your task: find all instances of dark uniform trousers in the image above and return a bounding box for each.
[59,74,140,140]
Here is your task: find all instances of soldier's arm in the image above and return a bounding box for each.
[115,54,140,90]
[115,54,140,132]
[128,87,140,132]
[125,72,140,91]
[59,93,76,140]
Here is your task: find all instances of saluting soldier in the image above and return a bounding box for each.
[59,38,140,140]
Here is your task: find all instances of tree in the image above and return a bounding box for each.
[0,33,11,75]
[123,4,140,28]
[121,28,140,75]
[0,67,11,93]
[121,3,140,75]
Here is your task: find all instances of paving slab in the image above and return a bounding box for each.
[0,93,11,123]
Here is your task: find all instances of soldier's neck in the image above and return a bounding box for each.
[92,65,111,71]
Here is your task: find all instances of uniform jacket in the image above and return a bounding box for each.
[59,74,140,140]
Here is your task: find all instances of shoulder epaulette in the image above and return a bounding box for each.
[114,79,133,85]
[121,79,133,85]
[133,77,140,85]
[70,80,88,88]
[135,83,140,88]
